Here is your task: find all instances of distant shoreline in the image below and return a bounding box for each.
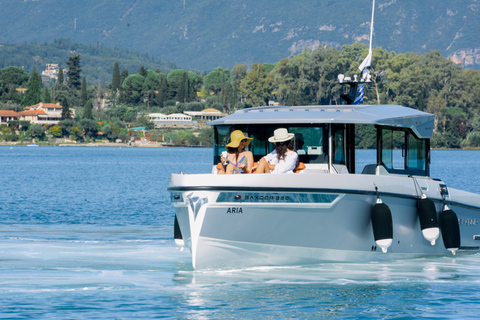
[0,142,209,148]
[0,142,478,150]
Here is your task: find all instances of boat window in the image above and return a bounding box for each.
[381,129,405,170]
[213,124,328,164]
[380,127,428,176]
[407,133,427,173]
[332,125,346,165]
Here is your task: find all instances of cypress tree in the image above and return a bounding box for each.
[66,54,82,89]
[183,71,189,103]
[155,75,168,107]
[81,77,87,106]
[112,62,121,92]
[120,69,129,86]
[24,68,42,106]
[61,98,71,120]
[83,99,93,119]
[139,65,148,77]
[44,87,52,103]
[57,67,64,87]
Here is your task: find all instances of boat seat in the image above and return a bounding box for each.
[362,164,389,175]
[216,162,306,173]
[362,164,377,174]
[294,162,306,173]
[332,164,349,174]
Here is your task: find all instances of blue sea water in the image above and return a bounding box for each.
[1,146,479,319]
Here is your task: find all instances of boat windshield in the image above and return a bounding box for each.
[214,124,329,164]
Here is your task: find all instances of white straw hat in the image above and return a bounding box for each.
[268,128,295,143]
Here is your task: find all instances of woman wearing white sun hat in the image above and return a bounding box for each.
[253,128,298,174]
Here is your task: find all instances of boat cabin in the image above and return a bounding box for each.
[208,104,434,177]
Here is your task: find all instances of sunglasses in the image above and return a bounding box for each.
[241,139,248,142]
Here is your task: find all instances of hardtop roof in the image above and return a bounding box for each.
[208,104,435,139]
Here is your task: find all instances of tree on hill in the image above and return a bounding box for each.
[81,77,87,106]
[155,73,169,107]
[204,67,230,94]
[44,87,52,103]
[49,125,62,138]
[66,54,82,89]
[120,69,129,85]
[24,68,42,107]
[28,124,46,141]
[112,62,121,93]
[139,65,148,77]
[0,66,29,87]
[231,64,247,91]
[61,98,71,120]
[0,66,29,104]
[122,74,145,104]
[167,69,200,103]
[56,67,64,90]
[240,63,273,108]
[83,99,93,119]
[142,70,161,108]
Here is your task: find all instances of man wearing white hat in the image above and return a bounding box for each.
[253,128,298,174]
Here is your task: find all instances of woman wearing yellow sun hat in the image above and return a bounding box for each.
[218,130,254,174]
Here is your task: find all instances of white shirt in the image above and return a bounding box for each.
[264,150,298,174]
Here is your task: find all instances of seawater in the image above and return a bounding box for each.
[1,146,480,319]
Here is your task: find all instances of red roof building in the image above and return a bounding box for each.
[22,102,68,125]
[0,110,21,125]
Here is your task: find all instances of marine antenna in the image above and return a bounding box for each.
[338,0,375,105]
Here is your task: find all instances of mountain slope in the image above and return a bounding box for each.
[0,0,479,71]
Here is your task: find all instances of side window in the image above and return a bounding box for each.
[380,127,427,175]
[381,128,405,170]
[248,126,270,161]
[407,133,427,173]
[291,126,327,163]
[333,125,346,165]
[213,125,235,163]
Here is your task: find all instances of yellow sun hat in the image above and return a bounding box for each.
[226,130,253,148]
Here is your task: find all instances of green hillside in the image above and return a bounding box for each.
[0,39,178,84]
[0,0,479,71]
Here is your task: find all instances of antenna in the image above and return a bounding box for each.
[338,0,375,104]
[369,0,375,53]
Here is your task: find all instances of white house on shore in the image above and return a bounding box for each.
[183,108,226,121]
[18,103,75,125]
[148,113,196,128]
[147,108,226,128]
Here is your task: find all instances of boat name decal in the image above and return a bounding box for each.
[244,195,290,201]
[458,219,478,226]
[226,207,243,214]
[217,192,339,203]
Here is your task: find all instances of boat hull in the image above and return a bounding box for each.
[169,173,480,269]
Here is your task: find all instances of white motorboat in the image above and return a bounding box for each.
[169,103,480,269]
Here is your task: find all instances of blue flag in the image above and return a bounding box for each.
[354,83,365,105]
